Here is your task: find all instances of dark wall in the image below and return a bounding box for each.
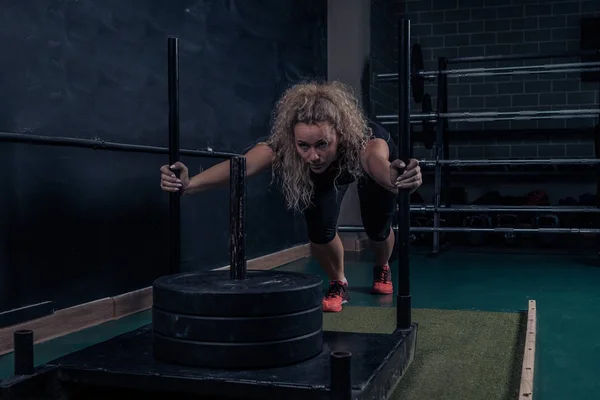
[0,146,14,312]
[369,0,400,154]
[1,0,327,313]
[370,0,399,123]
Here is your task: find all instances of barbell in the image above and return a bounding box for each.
[418,157,600,167]
[380,107,600,124]
[381,96,599,150]
[380,43,600,103]
[337,225,600,234]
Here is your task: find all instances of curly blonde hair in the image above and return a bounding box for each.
[266,80,371,212]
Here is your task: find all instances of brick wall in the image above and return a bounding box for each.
[370,0,399,133]
[380,0,600,161]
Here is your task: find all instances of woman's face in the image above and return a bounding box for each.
[293,122,339,174]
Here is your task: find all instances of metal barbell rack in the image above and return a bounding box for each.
[409,205,600,213]
[368,33,600,255]
[377,60,600,81]
[420,158,600,167]
[0,131,239,159]
[338,225,600,234]
[393,112,600,125]
[378,108,600,123]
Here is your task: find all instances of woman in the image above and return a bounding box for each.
[160,81,422,312]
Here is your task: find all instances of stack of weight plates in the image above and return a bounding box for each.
[152,269,324,369]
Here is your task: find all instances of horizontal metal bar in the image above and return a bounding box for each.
[378,67,600,81]
[409,120,432,125]
[439,60,600,75]
[383,113,600,125]
[432,66,600,79]
[376,60,600,81]
[432,127,595,136]
[419,158,600,167]
[413,227,600,233]
[0,132,240,159]
[412,227,600,233]
[419,62,600,79]
[430,108,597,119]
[447,49,600,64]
[446,114,599,123]
[410,205,600,213]
[379,108,600,121]
[376,73,403,82]
[338,225,600,234]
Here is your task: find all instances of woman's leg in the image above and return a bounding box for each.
[370,227,395,267]
[310,234,346,282]
[304,183,350,312]
[357,176,397,294]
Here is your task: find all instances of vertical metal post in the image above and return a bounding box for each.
[594,90,600,251]
[168,37,181,275]
[330,351,352,399]
[432,57,448,256]
[14,330,34,375]
[230,156,247,280]
[397,18,412,330]
[441,60,450,209]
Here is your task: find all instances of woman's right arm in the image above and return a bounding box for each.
[160,142,274,195]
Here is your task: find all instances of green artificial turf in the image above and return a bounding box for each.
[325,306,526,400]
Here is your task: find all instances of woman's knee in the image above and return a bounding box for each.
[364,220,392,242]
[307,225,337,244]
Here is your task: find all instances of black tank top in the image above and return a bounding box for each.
[311,119,396,186]
[368,119,396,159]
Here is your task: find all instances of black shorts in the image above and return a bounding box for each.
[303,175,397,244]
[303,120,397,244]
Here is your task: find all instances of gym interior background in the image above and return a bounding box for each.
[366,0,600,250]
[0,0,327,313]
[1,0,600,398]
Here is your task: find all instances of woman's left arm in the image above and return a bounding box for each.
[360,139,422,193]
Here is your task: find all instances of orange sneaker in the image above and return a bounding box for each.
[372,265,393,294]
[322,280,349,312]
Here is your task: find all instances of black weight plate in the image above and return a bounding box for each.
[411,43,425,103]
[153,328,323,369]
[152,304,322,342]
[153,270,322,317]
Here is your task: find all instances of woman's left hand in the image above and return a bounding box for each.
[390,158,422,193]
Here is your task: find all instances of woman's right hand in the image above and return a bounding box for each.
[160,162,190,193]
